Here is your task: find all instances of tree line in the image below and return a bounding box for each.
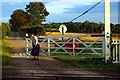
[43,21,120,34]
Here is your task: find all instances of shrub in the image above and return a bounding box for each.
[0,23,11,39]
[1,40,11,65]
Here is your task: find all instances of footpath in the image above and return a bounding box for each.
[2,32,120,80]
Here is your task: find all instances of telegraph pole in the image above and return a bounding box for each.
[104,0,111,61]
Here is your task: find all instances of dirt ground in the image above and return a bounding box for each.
[2,32,120,79]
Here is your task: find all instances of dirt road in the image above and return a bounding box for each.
[6,32,26,54]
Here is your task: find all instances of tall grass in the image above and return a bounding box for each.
[54,54,120,68]
[0,40,11,65]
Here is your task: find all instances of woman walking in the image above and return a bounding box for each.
[30,33,40,60]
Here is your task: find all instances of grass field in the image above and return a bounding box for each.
[46,32,120,41]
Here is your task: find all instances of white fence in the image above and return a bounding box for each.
[112,40,120,63]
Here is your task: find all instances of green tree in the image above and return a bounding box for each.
[82,21,91,32]
[66,22,80,32]
[98,22,104,33]
[25,2,49,25]
[25,25,46,36]
[9,9,29,31]
[35,26,46,36]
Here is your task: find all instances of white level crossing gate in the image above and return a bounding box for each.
[25,33,120,63]
[26,34,104,56]
[38,35,103,55]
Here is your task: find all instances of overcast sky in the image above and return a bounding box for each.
[1,0,119,24]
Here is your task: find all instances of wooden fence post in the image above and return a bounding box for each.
[118,40,120,63]
[48,37,51,56]
[72,37,75,55]
[102,31,105,58]
[25,33,29,58]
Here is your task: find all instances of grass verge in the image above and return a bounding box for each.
[0,40,11,66]
[53,54,120,68]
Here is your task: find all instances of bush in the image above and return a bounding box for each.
[0,40,11,65]
[0,23,11,39]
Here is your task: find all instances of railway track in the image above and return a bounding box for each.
[2,67,120,80]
